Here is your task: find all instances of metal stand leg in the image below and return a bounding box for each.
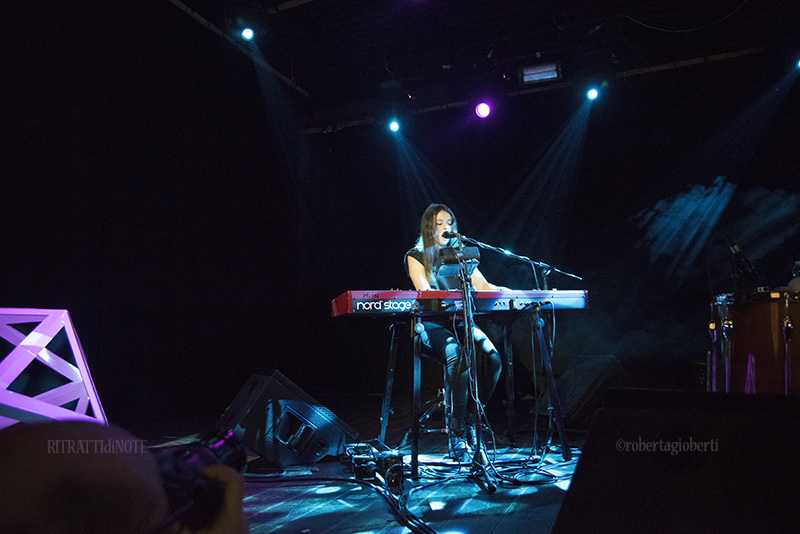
[502,321,517,447]
[379,323,402,445]
[411,316,423,480]
[533,307,571,461]
[708,320,717,392]
[722,315,733,393]
[783,296,793,396]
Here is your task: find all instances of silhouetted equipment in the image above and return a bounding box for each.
[542,355,628,431]
[216,369,358,466]
[724,233,758,293]
[552,388,800,533]
[789,260,800,292]
[153,431,247,532]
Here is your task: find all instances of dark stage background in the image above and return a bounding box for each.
[3,1,799,427]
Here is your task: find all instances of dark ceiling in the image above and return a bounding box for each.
[175,0,800,128]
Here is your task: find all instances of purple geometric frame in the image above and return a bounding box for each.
[0,308,107,430]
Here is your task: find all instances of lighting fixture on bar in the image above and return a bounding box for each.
[520,62,561,85]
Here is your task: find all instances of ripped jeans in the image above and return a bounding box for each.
[417,321,502,432]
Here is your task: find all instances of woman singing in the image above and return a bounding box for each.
[405,203,506,461]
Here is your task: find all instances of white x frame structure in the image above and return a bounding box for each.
[0,308,107,430]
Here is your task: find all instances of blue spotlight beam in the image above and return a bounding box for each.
[635,177,736,277]
[392,135,465,246]
[485,99,593,260]
[166,0,308,97]
[635,177,800,280]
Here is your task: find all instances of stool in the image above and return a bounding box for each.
[398,364,450,448]
[379,317,451,479]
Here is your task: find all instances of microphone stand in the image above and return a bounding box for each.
[453,251,497,494]
[459,235,583,286]
[459,235,579,462]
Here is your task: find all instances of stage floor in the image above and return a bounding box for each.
[135,392,581,534]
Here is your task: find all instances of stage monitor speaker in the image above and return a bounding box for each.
[552,388,800,533]
[217,369,359,466]
[539,355,628,431]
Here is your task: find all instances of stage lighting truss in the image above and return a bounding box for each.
[0,308,107,430]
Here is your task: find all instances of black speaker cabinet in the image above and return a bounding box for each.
[555,355,628,430]
[217,369,359,466]
[537,355,628,431]
[552,388,800,533]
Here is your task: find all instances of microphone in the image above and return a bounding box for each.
[724,233,758,285]
[442,231,460,239]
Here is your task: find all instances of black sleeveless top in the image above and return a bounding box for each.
[405,247,460,290]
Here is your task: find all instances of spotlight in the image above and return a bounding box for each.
[587,88,599,100]
[475,102,491,118]
[389,120,400,132]
[796,58,800,69]
[241,27,255,41]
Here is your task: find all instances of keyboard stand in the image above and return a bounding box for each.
[532,305,571,461]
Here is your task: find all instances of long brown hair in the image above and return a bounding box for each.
[414,203,459,283]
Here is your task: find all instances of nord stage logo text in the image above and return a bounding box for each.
[354,300,415,312]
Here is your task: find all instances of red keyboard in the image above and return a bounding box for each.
[331,289,588,317]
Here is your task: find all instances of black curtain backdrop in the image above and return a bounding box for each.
[3,1,799,426]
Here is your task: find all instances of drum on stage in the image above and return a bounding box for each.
[709,291,800,396]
